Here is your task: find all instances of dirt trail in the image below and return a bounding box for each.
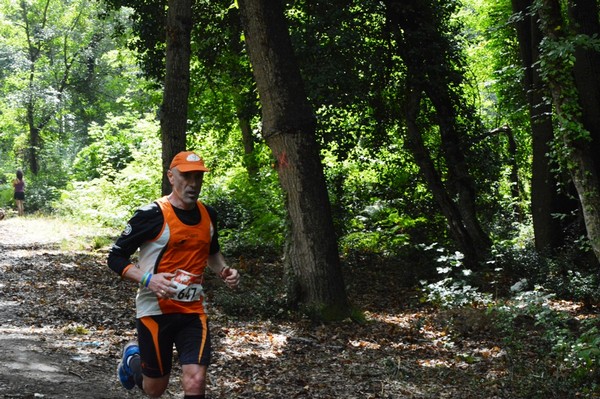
[0,217,146,399]
[2,216,569,399]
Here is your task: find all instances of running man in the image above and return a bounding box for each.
[107,151,240,398]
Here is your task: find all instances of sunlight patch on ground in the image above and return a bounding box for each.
[220,326,289,360]
[0,326,56,336]
[548,299,584,313]
[7,360,60,373]
[0,216,113,248]
[364,309,509,376]
[364,310,425,328]
[418,358,453,368]
[349,339,381,350]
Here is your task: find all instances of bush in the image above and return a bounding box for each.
[488,238,600,304]
[25,178,62,214]
[419,244,493,308]
[208,264,287,320]
[0,183,12,209]
[202,167,285,257]
[339,200,428,258]
[559,324,600,387]
[55,135,162,228]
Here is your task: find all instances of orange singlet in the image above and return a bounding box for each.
[135,196,213,318]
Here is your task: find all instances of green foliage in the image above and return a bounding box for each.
[558,324,600,385]
[490,286,600,395]
[422,277,492,308]
[323,133,442,260]
[534,4,600,179]
[0,180,12,209]
[202,166,286,257]
[25,176,63,214]
[496,287,561,329]
[419,244,493,308]
[422,265,600,396]
[57,170,160,229]
[55,118,162,228]
[0,170,65,214]
[104,0,166,83]
[538,32,592,169]
[487,232,600,305]
[71,113,148,181]
[339,201,425,257]
[563,270,600,305]
[0,0,157,182]
[416,234,600,394]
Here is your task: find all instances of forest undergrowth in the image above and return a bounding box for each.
[0,216,599,398]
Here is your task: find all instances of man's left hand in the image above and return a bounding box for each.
[221,267,240,289]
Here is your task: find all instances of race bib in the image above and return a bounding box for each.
[172,269,204,302]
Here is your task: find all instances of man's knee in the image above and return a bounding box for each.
[183,372,206,392]
[182,365,207,393]
[144,385,167,398]
[143,376,170,398]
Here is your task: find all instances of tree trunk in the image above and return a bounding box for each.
[405,89,480,268]
[237,114,259,176]
[160,0,192,195]
[384,0,491,265]
[22,0,47,175]
[227,8,260,177]
[569,0,600,263]
[511,0,579,252]
[505,127,523,219]
[237,0,351,320]
[537,0,600,263]
[488,125,524,220]
[569,0,600,178]
[27,124,40,176]
[427,86,492,257]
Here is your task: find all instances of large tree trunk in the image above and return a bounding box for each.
[537,0,600,263]
[511,0,578,252]
[237,0,351,320]
[569,0,600,178]
[569,0,600,263]
[160,0,193,195]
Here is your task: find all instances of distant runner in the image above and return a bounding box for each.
[12,169,25,217]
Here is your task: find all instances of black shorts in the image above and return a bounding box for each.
[14,192,24,201]
[136,313,211,378]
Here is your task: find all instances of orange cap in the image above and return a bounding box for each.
[169,151,210,172]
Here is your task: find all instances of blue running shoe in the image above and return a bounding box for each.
[117,342,140,390]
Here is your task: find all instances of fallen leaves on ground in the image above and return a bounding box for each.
[0,217,597,398]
